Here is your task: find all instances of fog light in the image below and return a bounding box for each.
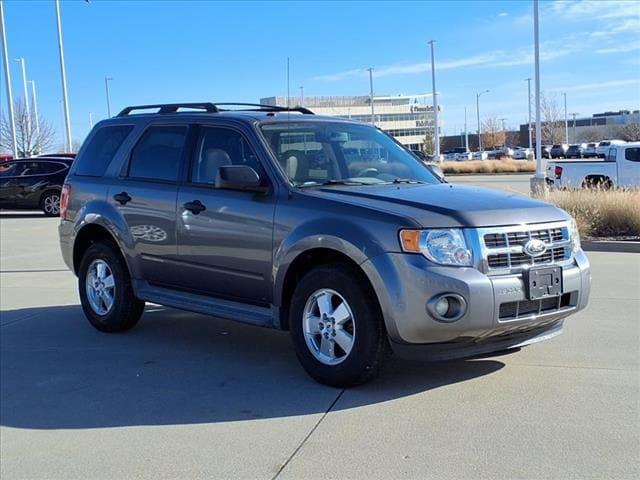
[435,297,450,317]
[427,293,467,322]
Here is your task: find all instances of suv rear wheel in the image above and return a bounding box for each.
[289,265,387,387]
[78,241,145,332]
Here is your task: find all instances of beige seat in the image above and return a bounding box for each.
[198,148,231,183]
[280,150,309,183]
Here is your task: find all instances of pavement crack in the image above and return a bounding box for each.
[271,388,345,480]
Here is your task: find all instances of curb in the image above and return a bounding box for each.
[581,240,640,253]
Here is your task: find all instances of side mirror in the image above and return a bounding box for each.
[215,165,268,193]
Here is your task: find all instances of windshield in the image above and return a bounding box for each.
[259,121,440,187]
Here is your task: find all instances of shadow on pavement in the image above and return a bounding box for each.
[1,304,504,430]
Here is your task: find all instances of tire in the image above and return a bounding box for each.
[289,265,388,387]
[40,190,61,217]
[78,241,145,333]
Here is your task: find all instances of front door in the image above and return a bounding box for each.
[175,125,275,305]
[110,124,188,286]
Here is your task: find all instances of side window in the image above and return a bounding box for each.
[0,162,24,177]
[190,126,263,185]
[128,126,188,182]
[606,148,617,162]
[76,125,134,177]
[28,162,64,175]
[624,147,640,162]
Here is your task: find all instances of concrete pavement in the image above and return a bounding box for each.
[1,202,638,479]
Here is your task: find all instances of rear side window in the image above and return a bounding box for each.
[28,161,66,175]
[128,126,188,182]
[625,147,640,162]
[75,125,133,177]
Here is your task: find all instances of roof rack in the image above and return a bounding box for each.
[116,103,219,117]
[116,102,314,117]
[213,103,315,115]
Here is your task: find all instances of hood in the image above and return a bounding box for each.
[302,183,569,228]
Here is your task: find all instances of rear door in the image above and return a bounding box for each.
[619,147,640,187]
[174,124,276,304]
[110,124,189,287]
[0,161,26,207]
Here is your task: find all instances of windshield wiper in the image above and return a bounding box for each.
[389,178,426,184]
[297,179,373,188]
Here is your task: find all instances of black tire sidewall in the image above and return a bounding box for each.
[289,265,385,387]
[78,241,143,332]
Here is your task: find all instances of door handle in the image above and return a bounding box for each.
[183,200,206,214]
[113,191,132,205]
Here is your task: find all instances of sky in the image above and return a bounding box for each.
[1,0,639,148]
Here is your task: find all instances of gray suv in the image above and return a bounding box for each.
[59,103,591,387]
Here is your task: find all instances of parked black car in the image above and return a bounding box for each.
[550,144,569,158]
[0,157,72,216]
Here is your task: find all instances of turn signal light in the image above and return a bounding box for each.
[399,230,421,253]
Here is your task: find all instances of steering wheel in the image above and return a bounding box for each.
[356,167,379,178]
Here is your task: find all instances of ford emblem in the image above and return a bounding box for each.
[523,238,547,257]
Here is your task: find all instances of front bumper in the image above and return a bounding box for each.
[361,249,591,359]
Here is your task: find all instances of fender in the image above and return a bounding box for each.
[272,217,386,308]
[70,200,139,277]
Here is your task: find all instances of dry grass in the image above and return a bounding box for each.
[441,160,535,174]
[546,189,640,238]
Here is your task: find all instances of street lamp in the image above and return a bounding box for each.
[15,58,30,136]
[105,76,113,117]
[367,67,374,126]
[526,77,533,150]
[428,40,440,160]
[570,112,579,143]
[563,92,569,145]
[531,0,545,195]
[299,85,304,107]
[0,0,18,157]
[28,80,40,144]
[55,0,73,152]
[476,90,489,151]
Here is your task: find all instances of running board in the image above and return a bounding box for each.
[134,281,277,328]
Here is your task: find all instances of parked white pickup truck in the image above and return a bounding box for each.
[547,142,640,188]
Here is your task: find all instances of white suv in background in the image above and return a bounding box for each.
[596,139,625,158]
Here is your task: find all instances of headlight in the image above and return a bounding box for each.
[569,218,581,252]
[399,229,472,266]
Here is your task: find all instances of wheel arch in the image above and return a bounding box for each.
[277,247,382,331]
[73,223,130,277]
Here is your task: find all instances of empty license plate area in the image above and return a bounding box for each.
[527,266,562,300]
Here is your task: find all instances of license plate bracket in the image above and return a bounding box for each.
[527,266,562,300]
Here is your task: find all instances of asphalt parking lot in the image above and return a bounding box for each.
[1,175,639,480]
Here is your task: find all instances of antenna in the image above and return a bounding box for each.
[286,57,290,109]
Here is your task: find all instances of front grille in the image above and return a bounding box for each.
[499,292,575,320]
[480,223,572,273]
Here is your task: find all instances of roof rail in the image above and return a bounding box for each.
[213,103,315,115]
[116,103,219,117]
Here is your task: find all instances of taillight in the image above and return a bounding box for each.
[60,184,71,220]
[554,166,563,179]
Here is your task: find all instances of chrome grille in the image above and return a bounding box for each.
[477,222,573,274]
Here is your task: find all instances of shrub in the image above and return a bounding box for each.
[546,189,640,238]
[441,160,535,174]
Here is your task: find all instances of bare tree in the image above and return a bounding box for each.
[619,123,640,142]
[481,117,506,148]
[575,127,602,143]
[539,93,564,144]
[0,99,56,157]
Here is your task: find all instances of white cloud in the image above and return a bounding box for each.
[498,12,509,17]
[595,43,640,55]
[551,0,640,19]
[550,79,640,93]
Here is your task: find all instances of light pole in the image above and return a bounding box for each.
[299,85,304,106]
[526,77,533,150]
[55,0,72,152]
[563,92,569,144]
[464,106,469,151]
[532,0,545,195]
[570,112,579,143]
[104,77,113,117]
[367,67,375,126]
[500,118,507,132]
[476,90,489,151]
[29,80,40,148]
[0,0,18,157]
[89,112,94,129]
[15,58,30,136]
[428,40,440,160]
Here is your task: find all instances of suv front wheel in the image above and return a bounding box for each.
[78,241,145,332]
[289,265,387,387]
